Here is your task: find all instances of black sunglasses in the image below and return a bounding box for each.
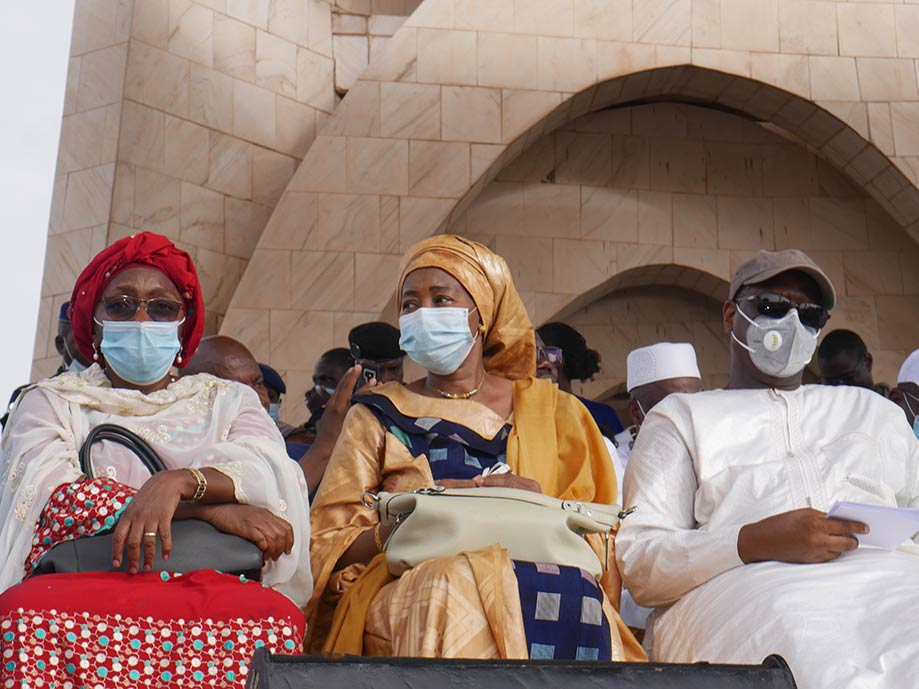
[736,293,830,330]
[101,295,184,322]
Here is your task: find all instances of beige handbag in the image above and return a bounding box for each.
[363,486,631,578]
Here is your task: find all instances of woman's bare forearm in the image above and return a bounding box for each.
[335,523,393,569]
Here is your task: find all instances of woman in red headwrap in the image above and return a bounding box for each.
[0,232,312,688]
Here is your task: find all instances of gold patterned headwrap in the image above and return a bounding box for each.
[397,235,535,380]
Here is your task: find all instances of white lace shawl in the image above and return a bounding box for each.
[0,365,313,606]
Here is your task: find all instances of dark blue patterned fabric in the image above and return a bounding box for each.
[513,561,612,660]
[353,394,510,481]
[354,394,613,661]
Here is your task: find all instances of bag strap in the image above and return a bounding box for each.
[78,424,167,479]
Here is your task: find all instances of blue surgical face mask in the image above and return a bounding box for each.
[903,393,919,440]
[399,307,478,376]
[95,318,183,386]
[63,339,86,373]
[66,357,87,374]
[268,402,280,423]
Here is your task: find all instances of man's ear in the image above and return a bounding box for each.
[723,300,736,335]
[54,335,65,357]
[627,399,643,427]
[865,351,874,372]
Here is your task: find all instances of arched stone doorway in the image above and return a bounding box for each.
[540,264,730,422]
[221,7,919,424]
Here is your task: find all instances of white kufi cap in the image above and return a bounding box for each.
[627,342,701,392]
[897,349,919,385]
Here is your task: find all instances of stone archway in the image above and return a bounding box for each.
[221,1,919,424]
[541,264,730,404]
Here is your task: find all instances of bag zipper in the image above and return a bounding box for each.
[412,487,632,522]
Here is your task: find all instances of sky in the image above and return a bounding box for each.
[0,3,75,410]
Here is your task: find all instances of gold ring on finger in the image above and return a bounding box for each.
[142,532,158,538]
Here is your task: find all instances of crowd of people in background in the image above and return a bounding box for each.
[0,231,917,689]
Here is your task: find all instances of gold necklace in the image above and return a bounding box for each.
[429,373,486,400]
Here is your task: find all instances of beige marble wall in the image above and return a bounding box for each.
[35,0,919,418]
[451,101,915,391]
[330,2,418,94]
[33,0,134,377]
[221,0,919,424]
[34,0,336,379]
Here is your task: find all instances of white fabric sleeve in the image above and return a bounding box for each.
[892,411,919,539]
[615,411,744,608]
[0,388,84,593]
[188,383,313,606]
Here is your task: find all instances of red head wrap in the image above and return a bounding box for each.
[69,232,205,367]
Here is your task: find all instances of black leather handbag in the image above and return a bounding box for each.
[33,424,264,580]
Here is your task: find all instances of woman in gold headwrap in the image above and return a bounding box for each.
[306,236,645,661]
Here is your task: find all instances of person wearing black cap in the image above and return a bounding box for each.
[259,362,297,436]
[617,249,919,687]
[348,321,405,385]
[55,301,92,374]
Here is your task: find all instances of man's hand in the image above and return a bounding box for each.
[474,472,542,493]
[299,366,377,495]
[202,504,294,562]
[737,508,868,564]
[435,479,478,489]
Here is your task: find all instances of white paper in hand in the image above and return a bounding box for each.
[827,501,919,549]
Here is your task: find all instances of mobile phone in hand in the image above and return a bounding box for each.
[362,365,378,383]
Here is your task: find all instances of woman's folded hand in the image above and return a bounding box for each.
[111,469,193,574]
[202,504,294,562]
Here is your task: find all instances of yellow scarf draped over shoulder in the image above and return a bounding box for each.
[318,234,640,660]
[322,377,621,655]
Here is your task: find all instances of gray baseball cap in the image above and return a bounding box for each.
[729,249,836,310]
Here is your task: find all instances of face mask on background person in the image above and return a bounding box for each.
[399,307,478,376]
[903,393,919,440]
[95,318,183,386]
[66,358,87,374]
[268,402,280,423]
[315,385,336,400]
[305,385,336,416]
[63,341,86,373]
[732,307,819,378]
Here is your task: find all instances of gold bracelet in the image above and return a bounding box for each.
[182,467,207,502]
[373,522,384,551]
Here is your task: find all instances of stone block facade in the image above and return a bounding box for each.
[34,0,342,377]
[34,0,919,425]
[449,101,918,402]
